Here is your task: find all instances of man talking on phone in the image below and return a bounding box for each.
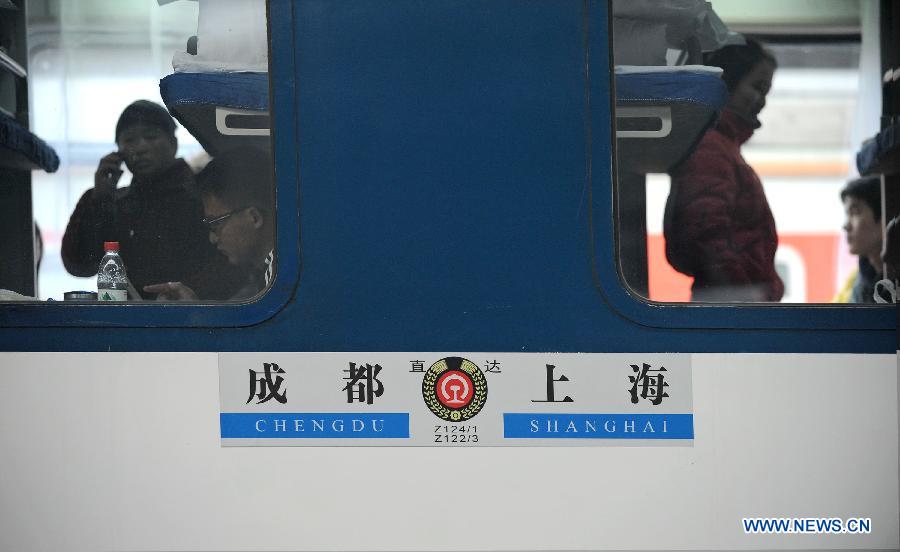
[61,100,242,299]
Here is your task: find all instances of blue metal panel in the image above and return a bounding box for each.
[0,0,893,353]
[289,0,596,351]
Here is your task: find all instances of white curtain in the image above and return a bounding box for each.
[848,0,882,178]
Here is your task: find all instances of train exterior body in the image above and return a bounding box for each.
[0,1,896,551]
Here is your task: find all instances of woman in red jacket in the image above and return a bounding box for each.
[664,39,784,302]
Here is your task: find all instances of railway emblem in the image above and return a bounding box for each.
[422,356,488,421]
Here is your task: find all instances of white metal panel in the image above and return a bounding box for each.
[0,352,895,550]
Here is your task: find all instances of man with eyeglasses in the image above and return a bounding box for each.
[143,147,275,301]
[61,100,243,299]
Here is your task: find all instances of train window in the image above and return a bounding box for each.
[1,0,294,326]
[611,1,894,306]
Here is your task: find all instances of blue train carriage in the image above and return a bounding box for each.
[0,1,897,551]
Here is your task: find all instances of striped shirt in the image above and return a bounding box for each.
[263,249,274,287]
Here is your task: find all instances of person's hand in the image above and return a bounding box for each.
[143,281,198,301]
[94,152,125,200]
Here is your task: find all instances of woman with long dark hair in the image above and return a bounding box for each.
[664,39,784,302]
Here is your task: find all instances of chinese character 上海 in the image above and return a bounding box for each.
[532,364,573,403]
[628,363,669,405]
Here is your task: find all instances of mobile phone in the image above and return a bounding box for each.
[106,153,125,181]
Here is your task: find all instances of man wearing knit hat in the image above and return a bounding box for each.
[61,100,243,299]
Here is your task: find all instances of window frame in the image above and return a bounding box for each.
[0,0,298,329]
[596,4,894,331]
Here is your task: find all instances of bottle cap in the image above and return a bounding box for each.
[103,241,120,251]
[64,291,98,301]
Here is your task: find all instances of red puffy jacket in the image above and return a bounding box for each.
[664,109,784,302]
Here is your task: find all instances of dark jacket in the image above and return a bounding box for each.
[851,257,880,303]
[61,159,243,299]
[664,109,784,302]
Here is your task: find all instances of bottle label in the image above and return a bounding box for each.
[98,289,127,302]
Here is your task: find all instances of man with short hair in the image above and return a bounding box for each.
[62,100,243,299]
[144,147,275,300]
[833,176,883,303]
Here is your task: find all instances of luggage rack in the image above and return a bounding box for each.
[0,112,58,173]
[159,71,270,156]
[0,0,58,297]
[614,66,728,296]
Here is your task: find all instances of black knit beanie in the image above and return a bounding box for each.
[115,100,177,142]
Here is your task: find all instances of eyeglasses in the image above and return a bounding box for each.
[201,206,249,231]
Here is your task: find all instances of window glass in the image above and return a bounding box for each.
[20,0,273,303]
[612,1,891,304]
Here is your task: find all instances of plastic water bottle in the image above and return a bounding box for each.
[97,241,127,301]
